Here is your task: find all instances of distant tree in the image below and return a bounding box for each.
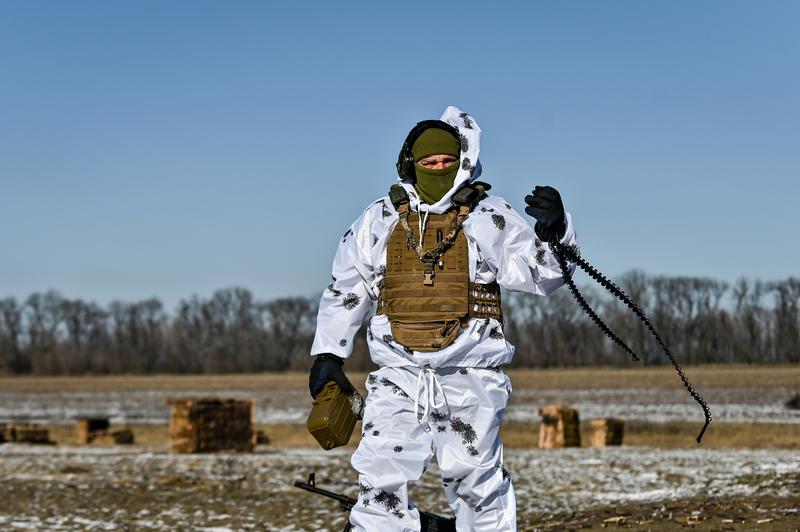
[263,296,316,371]
[0,298,27,374]
[2,273,797,374]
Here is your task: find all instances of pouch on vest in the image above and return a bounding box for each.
[390,318,464,352]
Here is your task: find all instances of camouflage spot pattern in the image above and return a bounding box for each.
[450,417,477,446]
[393,445,403,453]
[342,228,352,242]
[374,490,402,513]
[459,112,473,129]
[459,133,469,152]
[380,377,409,398]
[535,248,547,266]
[339,339,347,347]
[492,214,506,231]
[343,293,360,310]
[327,283,342,297]
[429,411,447,422]
[489,327,504,340]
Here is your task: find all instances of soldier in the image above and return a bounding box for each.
[309,106,578,531]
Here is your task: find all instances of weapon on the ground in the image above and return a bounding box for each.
[549,239,712,444]
[294,473,457,532]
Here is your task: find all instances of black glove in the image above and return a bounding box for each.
[309,353,355,399]
[524,185,567,243]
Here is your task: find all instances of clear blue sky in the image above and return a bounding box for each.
[1,1,798,310]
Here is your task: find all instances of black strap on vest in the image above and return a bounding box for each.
[388,181,491,212]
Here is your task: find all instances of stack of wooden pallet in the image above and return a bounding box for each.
[75,418,134,445]
[2,423,53,444]
[167,397,255,453]
[538,405,581,448]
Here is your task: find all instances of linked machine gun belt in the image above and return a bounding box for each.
[549,239,713,444]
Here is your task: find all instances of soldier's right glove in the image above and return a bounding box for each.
[309,353,355,399]
[524,185,567,243]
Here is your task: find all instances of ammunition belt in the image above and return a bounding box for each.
[468,281,503,321]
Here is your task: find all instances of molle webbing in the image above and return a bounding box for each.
[376,200,503,351]
[377,209,469,321]
[376,279,502,320]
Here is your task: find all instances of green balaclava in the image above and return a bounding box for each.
[411,126,461,205]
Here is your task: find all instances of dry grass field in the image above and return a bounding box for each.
[41,419,800,450]
[1,363,798,530]
[2,362,798,392]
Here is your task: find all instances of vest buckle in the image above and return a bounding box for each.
[423,259,435,286]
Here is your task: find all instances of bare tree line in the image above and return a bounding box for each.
[504,272,800,368]
[0,272,797,375]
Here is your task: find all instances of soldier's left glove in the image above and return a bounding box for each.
[524,185,567,243]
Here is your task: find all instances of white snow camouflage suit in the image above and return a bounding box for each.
[310,106,578,531]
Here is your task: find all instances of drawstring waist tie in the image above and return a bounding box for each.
[414,365,446,423]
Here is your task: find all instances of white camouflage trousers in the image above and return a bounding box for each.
[349,365,516,532]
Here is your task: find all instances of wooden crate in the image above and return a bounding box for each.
[168,397,255,453]
[255,429,271,445]
[538,405,581,448]
[90,428,135,445]
[75,417,111,444]
[588,418,625,447]
[3,423,53,444]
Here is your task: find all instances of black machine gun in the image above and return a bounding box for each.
[549,240,712,444]
[294,473,456,532]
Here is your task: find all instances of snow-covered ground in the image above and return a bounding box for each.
[1,385,798,425]
[0,444,797,530]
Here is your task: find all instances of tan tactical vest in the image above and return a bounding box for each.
[376,184,503,352]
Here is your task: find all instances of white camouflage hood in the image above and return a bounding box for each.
[397,105,483,215]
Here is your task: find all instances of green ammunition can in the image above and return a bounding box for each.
[306,381,364,450]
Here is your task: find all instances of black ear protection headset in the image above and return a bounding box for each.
[396,120,461,183]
